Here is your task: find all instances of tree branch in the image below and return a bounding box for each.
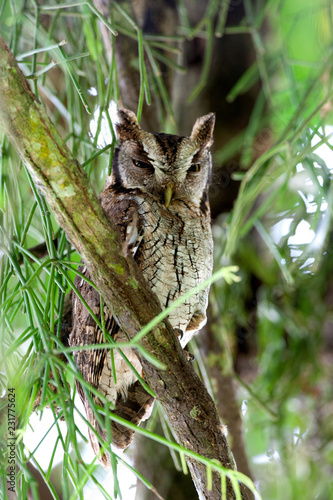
[0,36,250,500]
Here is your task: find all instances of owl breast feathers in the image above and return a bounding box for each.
[70,109,215,466]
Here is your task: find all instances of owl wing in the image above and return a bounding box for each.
[100,187,144,257]
[70,191,153,463]
[72,270,120,398]
[71,190,142,390]
[71,272,121,466]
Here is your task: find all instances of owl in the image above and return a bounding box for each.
[70,109,215,466]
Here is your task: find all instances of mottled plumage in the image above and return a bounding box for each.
[70,109,215,466]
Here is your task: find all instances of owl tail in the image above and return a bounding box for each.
[84,382,155,467]
[85,401,111,468]
[110,380,155,450]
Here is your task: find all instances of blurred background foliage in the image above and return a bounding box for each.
[0,0,333,499]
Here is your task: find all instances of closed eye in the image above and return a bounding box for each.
[132,159,154,170]
[188,163,201,173]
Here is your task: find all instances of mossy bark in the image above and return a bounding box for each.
[0,36,249,500]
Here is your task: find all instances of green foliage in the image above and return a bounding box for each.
[211,0,333,498]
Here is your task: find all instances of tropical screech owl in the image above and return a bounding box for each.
[70,109,215,466]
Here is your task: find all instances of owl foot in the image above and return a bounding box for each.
[174,328,183,341]
[173,329,194,361]
[184,349,195,362]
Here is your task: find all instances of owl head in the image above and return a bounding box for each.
[110,109,215,210]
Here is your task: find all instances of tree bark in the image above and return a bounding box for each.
[199,328,255,500]
[0,36,251,500]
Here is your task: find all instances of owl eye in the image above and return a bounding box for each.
[188,163,201,173]
[132,159,154,170]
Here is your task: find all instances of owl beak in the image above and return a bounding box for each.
[164,184,174,207]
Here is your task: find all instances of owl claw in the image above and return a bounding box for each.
[184,350,195,362]
[174,328,183,340]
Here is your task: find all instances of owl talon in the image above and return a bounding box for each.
[184,350,195,362]
[174,328,183,341]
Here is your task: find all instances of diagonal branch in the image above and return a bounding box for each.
[0,36,250,500]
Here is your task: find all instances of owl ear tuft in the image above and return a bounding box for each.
[191,112,215,148]
[116,109,141,141]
